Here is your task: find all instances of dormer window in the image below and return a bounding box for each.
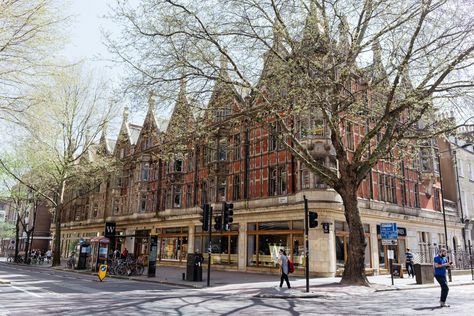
[174,160,183,172]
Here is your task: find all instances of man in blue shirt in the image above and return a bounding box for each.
[434,248,453,307]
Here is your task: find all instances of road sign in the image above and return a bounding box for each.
[381,223,398,245]
[98,264,108,282]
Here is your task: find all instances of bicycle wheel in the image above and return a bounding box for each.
[116,264,128,276]
[135,264,144,275]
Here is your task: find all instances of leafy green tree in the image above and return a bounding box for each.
[0,66,117,266]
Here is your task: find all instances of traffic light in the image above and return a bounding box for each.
[309,211,318,228]
[200,204,210,231]
[214,215,223,231]
[223,202,234,231]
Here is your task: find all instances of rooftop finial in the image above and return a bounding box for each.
[123,106,129,122]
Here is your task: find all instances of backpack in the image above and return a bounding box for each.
[288,260,295,273]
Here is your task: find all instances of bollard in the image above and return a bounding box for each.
[182,272,185,280]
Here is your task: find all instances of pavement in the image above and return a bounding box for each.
[2,256,474,299]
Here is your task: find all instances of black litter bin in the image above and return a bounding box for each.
[414,263,434,284]
[186,253,203,281]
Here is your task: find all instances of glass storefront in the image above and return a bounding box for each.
[247,220,304,269]
[335,221,371,268]
[377,225,407,269]
[157,227,188,262]
[195,224,238,265]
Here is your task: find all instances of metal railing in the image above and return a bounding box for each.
[411,247,474,271]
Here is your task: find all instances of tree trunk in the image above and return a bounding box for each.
[24,231,31,264]
[14,216,20,262]
[339,183,370,286]
[52,205,62,266]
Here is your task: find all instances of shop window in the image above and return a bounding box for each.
[258,221,289,230]
[247,220,304,269]
[336,221,371,268]
[194,229,238,265]
[159,236,188,261]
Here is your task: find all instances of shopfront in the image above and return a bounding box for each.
[377,225,407,269]
[194,224,239,266]
[134,229,150,260]
[335,221,372,268]
[157,227,189,262]
[247,220,304,270]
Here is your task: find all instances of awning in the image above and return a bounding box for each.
[90,236,110,244]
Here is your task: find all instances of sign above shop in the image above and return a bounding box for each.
[381,223,398,245]
[322,223,330,234]
[104,222,116,238]
[377,225,406,237]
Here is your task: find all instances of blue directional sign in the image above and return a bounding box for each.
[381,223,398,245]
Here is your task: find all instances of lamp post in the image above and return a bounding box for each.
[438,150,453,282]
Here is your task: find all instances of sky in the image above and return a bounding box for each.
[62,0,119,78]
[61,0,143,136]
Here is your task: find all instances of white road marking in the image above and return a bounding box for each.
[10,285,43,298]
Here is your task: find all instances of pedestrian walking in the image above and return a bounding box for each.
[278,249,291,289]
[46,249,52,263]
[405,248,414,278]
[434,248,453,307]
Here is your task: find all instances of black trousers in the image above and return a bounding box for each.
[435,275,449,303]
[280,272,291,288]
[405,262,414,276]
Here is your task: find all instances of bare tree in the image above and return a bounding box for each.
[0,66,117,266]
[0,0,66,122]
[108,0,474,285]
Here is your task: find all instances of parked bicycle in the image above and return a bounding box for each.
[66,253,76,269]
[114,256,144,276]
[7,254,24,264]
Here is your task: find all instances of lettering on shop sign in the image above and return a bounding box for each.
[104,222,116,238]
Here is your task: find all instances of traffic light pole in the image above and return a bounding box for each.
[304,195,309,293]
[207,206,212,287]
